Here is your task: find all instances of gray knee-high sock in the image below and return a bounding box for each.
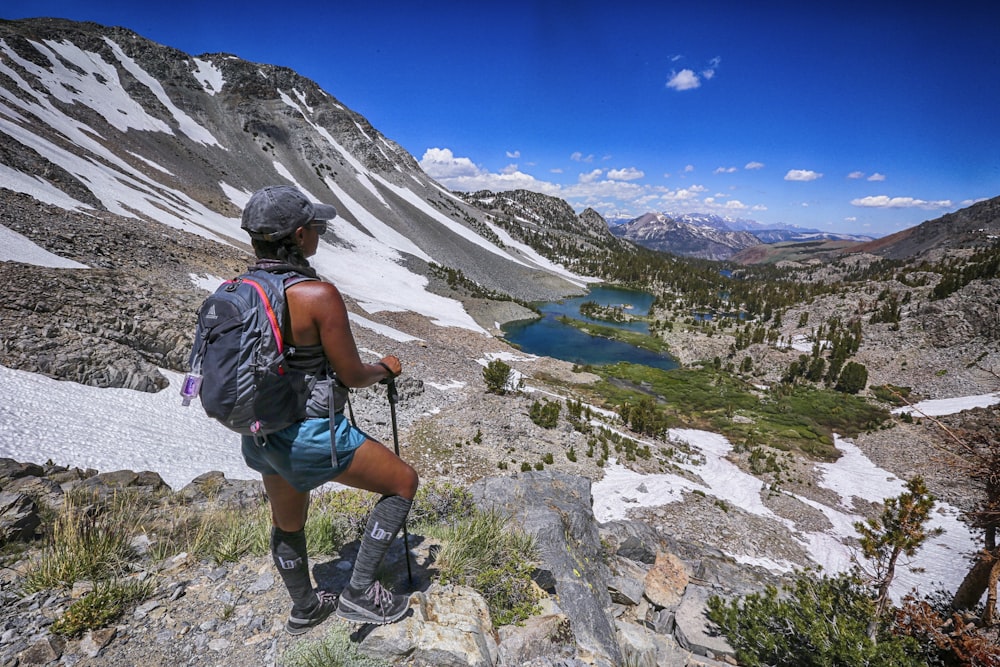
[349,495,412,591]
[271,527,317,613]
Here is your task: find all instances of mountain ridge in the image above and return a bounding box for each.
[0,17,588,312]
[609,211,876,260]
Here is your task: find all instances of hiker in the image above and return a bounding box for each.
[238,185,419,634]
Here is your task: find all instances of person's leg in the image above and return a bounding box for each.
[262,474,336,634]
[333,437,418,499]
[332,439,419,623]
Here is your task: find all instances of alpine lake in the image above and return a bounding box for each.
[501,285,678,371]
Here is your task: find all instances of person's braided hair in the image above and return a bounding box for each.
[251,235,310,269]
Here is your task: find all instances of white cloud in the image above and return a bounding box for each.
[845,216,857,222]
[419,147,560,195]
[607,167,645,181]
[578,169,604,184]
[506,150,521,159]
[785,169,823,182]
[745,161,765,170]
[666,69,701,91]
[714,166,737,174]
[725,200,747,210]
[867,172,886,182]
[570,151,594,163]
[683,165,695,173]
[702,56,721,80]
[550,168,564,174]
[420,147,480,178]
[851,196,953,209]
[659,185,707,203]
[848,171,866,179]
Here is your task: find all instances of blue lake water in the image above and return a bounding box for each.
[502,285,678,370]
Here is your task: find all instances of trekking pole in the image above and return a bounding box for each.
[384,377,414,585]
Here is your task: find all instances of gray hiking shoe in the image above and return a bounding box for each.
[285,591,337,635]
[336,581,410,625]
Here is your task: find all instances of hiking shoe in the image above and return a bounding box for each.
[285,591,338,635]
[336,581,410,625]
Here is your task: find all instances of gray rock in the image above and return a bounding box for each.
[497,613,575,666]
[616,619,658,667]
[472,472,623,666]
[608,574,645,606]
[361,585,497,667]
[672,585,735,661]
[0,492,40,543]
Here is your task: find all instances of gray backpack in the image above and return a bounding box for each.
[186,264,317,438]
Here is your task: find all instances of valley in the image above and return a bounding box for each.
[1,17,999,664]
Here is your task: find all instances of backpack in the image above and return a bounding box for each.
[185,264,318,438]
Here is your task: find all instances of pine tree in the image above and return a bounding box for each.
[854,476,942,639]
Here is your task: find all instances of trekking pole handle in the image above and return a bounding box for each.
[377,361,399,404]
[384,376,398,405]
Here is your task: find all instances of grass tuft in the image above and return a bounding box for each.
[51,578,155,637]
[22,491,141,593]
[427,507,541,626]
[282,623,392,667]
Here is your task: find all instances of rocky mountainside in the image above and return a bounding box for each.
[848,195,1000,262]
[0,17,584,306]
[460,189,616,245]
[731,195,1000,265]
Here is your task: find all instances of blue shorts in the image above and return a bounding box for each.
[241,414,371,492]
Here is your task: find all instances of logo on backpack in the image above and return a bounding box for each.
[183,267,316,437]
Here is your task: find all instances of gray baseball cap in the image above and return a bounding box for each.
[241,185,337,240]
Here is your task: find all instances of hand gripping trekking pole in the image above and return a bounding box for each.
[384,377,414,585]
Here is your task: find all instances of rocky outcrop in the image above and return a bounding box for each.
[0,462,758,666]
[471,471,757,666]
[473,472,623,665]
[0,191,249,391]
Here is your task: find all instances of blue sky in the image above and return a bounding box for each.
[4,1,999,236]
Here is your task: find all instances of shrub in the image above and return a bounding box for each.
[529,399,561,428]
[483,359,520,394]
[836,361,869,394]
[311,489,379,550]
[707,570,924,667]
[409,480,475,529]
[893,592,1000,666]
[870,384,911,406]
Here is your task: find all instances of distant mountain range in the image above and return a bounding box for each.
[608,212,876,260]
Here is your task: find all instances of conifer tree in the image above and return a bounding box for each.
[854,476,941,639]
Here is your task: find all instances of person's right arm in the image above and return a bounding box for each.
[287,281,399,388]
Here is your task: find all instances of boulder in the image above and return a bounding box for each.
[361,584,497,667]
[0,492,40,544]
[644,551,690,610]
[75,469,168,499]
[673,585,735,662]
[497,613,575,666]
